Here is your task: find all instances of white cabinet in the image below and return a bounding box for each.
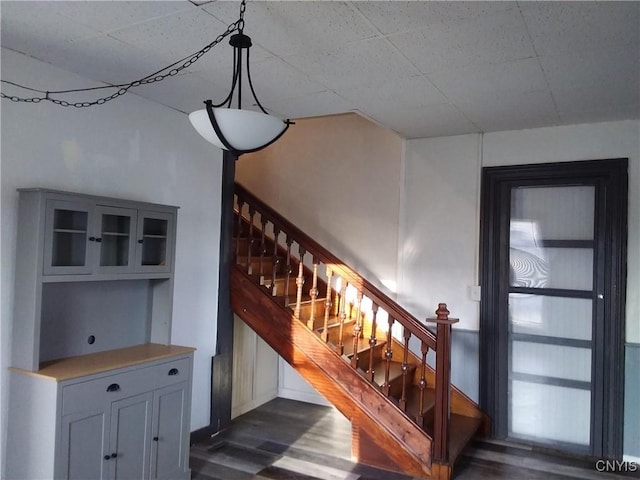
[59,408,109,480]
[12,189,179,372]
[150,383,190,479]
[8,188,193,480]
[7,347,194,480]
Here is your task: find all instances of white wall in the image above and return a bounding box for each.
[1,49,223,473]
[401,120,640,341]
[399,133,482,329]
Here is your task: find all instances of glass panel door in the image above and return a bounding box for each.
[95,206,136,273]
[508,185,595,451]
[44,200,93,275]
[135,211,173,273]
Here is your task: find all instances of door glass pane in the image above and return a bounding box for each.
[510,186,595,240]
[100,214,130,267]
[512,341,591,382]
[141,217,168,266]
[508,185,595,450]
[510,295,592,341]
[510,381,591,445]
[52,209,88,267]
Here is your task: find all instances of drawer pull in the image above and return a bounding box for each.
[106,383,120,392]
[168,368,179,376]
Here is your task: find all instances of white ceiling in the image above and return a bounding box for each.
[1,1,638,139]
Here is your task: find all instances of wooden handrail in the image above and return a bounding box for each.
[235,182,438,351]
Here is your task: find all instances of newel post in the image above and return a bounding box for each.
[426,303,459,463]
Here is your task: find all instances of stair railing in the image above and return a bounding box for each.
[233,183,455,462]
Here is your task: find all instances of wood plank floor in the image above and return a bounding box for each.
[190,398,640,480]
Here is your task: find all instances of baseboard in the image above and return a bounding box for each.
[190,425,218,444]
[278,386,332,407]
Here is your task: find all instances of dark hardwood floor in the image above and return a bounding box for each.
[190,398,640,480]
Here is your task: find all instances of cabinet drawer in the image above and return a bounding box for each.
[62,367,154,415]
[155,357,191,389]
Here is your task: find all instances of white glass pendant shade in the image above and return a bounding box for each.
[189,107,287,152]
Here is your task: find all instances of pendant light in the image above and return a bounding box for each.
[189,0,292,156]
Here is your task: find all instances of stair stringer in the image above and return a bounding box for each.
[231,268,434,479]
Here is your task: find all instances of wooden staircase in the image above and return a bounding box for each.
[230,183,489,480]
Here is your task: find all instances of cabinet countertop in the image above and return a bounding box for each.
[9,343,196,382]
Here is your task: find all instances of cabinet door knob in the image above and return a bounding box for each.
[104,455,111,461]
[138,239,144,244]
[111,453,118,459]
[95,237,102,243]
[106,383,120,392]
[89,236,96,242]
[153,436,159,442]
[168,368,179,376]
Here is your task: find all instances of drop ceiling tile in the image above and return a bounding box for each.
[283,37,419,90]
[243,57,327,102]
[540,46,639,93]
[338,75,447,110]
[521,2,640,56]
[1,2,99,54]
[265,90,354,120]
[48,1,194,34]
[364,103,478,139]
[456,90,559,132]
[131,72,230,114]
[554,83,640,120]
[14,33,170,88]
[388,8,535,74]
[427,58,548,102]
[558,104,640,127]
[203,1,377,57]
[109,8,242,65]
[354,1,517,35]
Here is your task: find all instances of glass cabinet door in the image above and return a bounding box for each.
[44,200,93,275]
[95,206,137,274]
[135,211,174,273]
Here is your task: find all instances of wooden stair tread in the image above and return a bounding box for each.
[428,414,484,466]
[341,337,387,358]
[404,386,436,418]
[370,360,415,385]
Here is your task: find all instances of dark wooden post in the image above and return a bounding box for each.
[210,150,237,434]
[426,303,459,463]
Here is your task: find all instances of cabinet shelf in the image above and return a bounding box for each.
[53,229,87,234]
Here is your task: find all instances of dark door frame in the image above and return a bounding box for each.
[479,158,628,458]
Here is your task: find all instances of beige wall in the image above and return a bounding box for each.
[237,113,404,295]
